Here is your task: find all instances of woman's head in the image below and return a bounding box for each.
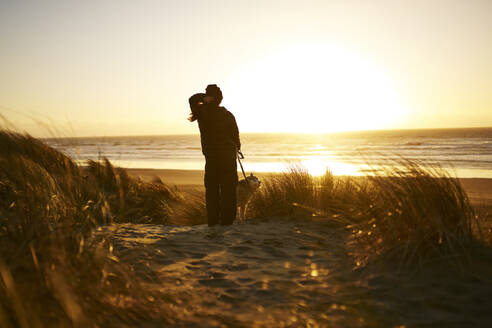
[189,93,205,109]
[188,93,205,122]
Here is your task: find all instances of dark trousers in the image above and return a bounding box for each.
[204,152,238,226]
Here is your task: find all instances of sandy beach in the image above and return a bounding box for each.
[127,168,492,207]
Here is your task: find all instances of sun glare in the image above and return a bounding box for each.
[242,158,364,177]
[225,44,407,133]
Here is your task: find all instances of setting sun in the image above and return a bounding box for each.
[225,44,408,133]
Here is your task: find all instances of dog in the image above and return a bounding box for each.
[236,173,261,220]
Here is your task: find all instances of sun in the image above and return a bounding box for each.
[224,44,407,133]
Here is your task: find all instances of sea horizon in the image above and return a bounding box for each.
[43,126,492,179]
[41,126,492,140]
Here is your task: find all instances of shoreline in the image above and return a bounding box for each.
[126,168,492,207]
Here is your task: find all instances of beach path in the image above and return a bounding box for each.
[95,218,367,327]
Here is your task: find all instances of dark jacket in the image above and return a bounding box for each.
[192,102,240,156]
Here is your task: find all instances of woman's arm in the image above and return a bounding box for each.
[230,112,241,151]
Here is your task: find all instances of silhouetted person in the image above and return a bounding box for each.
[188,84,240,226]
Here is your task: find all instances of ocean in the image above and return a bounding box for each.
[43,128,492,178]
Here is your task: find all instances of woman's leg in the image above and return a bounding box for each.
[205,156,220,226]
[219,152,238,225]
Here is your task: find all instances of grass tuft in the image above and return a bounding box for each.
[247,160,482,269]
[350,159,479,269]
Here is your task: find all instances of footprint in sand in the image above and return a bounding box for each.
[222,263,249,271]
[236,277,253,283]
[185,265,203,271]
[198,278,239,289]
[186,252,207,259]
[229,245,253,254]
[299,279,321,286]
[206,271,227,279]
[262,245,290,258]
[190,260,211,267]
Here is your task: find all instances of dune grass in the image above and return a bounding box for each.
[85,158,182,224]
[0,130,180,326]
[247,161,482,269]
[351,159,479,268]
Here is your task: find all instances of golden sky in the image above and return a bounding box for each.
[0,0,491,137]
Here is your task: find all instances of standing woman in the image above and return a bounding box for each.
[188,84,240,226]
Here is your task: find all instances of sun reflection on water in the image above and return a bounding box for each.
[245,158,365,176]
[301,158,362,176]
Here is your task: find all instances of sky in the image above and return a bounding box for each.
[0,0,491,137]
